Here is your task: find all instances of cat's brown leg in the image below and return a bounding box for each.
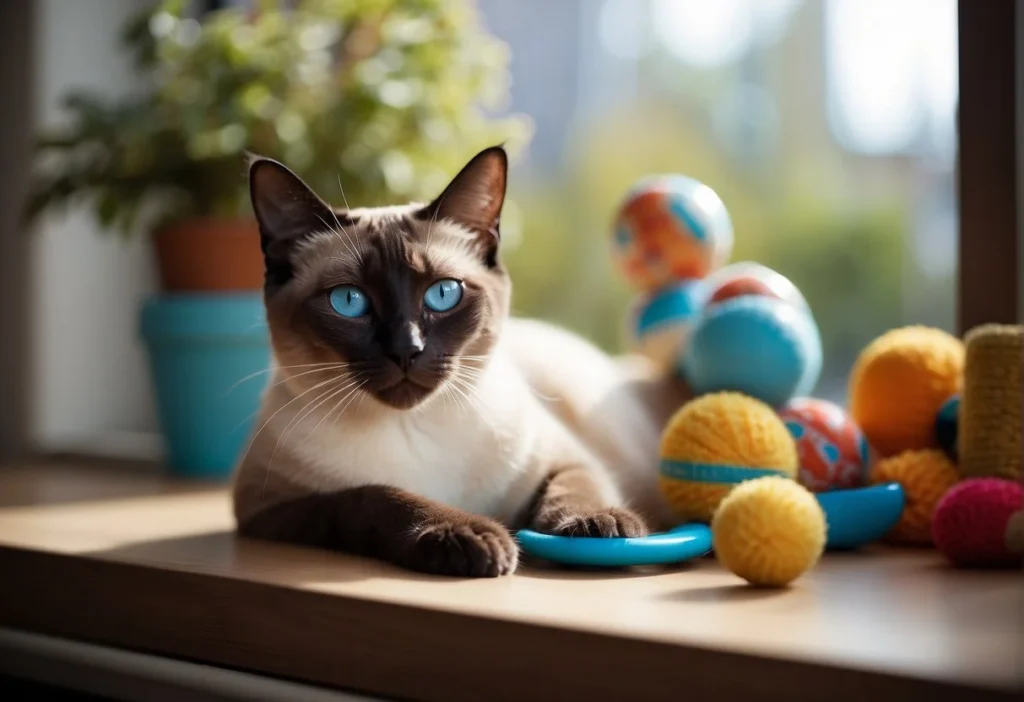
[238,485,518,577]
[528,465,648,538]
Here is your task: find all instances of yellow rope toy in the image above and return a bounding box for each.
[959,324,1022,481]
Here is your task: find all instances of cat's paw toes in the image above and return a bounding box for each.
[542,508,648,538]
[403,518,518,577]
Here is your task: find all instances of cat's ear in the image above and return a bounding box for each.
[249,156,338,283]
[418,146,508,261]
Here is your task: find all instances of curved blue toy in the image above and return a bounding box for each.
[817,482,905,550]
[516,524,712,567]
[516,484,905,567]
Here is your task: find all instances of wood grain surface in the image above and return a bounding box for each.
[0,461,1020,701]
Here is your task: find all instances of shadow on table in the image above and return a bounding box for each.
[86,529,487,587]
[655,583,790,603]
[0,459,218,508]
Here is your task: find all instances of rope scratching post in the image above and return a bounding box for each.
[959,324,1023,480]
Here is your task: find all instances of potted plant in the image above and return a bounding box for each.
[24,0,530,477]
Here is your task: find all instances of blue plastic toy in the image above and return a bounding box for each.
[516,524,712,567]
[817,482,905,550]
[681,295,822,407]
[515,483,904,567]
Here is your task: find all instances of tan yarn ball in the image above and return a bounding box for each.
[849,326,964,458]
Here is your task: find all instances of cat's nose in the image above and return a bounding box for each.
[385,322,424,372]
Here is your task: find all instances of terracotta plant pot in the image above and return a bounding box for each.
[154,217,264,292]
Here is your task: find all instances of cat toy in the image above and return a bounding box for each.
[516,392,905,570]
[779,397,870,492]
[849,326,965,458]
[680,263,822,407]
[612,174,733,293]
[932,478,1024,567]
[958,324,1022,481]
[712,476,826,586]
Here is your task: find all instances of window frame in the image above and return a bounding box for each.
[957,0,1021,333]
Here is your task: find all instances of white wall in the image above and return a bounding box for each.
[31,0,160,454]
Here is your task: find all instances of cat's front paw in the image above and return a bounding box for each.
[536,507,648,538]
[402,517,518,577]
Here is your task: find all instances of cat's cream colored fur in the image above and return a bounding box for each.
[233,317,683,531]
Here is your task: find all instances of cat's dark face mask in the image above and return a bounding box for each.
[248,147,511,410]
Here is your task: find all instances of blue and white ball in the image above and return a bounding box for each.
[681,294,823,407]
[627,281,708,368]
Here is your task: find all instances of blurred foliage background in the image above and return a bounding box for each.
[485,0,957,402]
[29,0,958,406]
[27,0,532,235]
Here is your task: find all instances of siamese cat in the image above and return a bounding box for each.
[233,146,688,577]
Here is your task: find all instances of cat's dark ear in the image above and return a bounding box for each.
[418,146,507,262]
[249,156,338,286]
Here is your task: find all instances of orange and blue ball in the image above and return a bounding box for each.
[779,398,869,492]
[612,175,733,293]
[703,261,810,313]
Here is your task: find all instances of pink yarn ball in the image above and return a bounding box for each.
[932,478,1024,567]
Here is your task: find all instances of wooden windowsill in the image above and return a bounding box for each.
[0,460,1020,701]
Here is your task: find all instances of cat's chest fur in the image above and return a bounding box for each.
[271,352,542,520]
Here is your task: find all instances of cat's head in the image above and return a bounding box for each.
[248,147,511,411]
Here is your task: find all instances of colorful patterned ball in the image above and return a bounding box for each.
[612,175,733,293]
[626,281,708,368]
[779,398,869,492]
[681,295,822,407]
[703,261,810,313]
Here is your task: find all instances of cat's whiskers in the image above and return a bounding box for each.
[227,361,349,394]
[314,213,360,265]
[452,371,487,406]
[336,174,352,211]
[250,372,352,497]
[447,384,470,416]
[244,372,350,464]
[264,364,356,391]
[424,184,452,252]
[448,373,490,421]
[305,376,368,441]
[267,374,361,475]
[328,203,363,266]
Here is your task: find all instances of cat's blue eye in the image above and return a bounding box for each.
[329,285,369,318]
[423,279,463,312]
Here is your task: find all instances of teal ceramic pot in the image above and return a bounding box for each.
[139,293,269,479]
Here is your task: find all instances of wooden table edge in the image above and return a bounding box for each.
[0,544,1016,702]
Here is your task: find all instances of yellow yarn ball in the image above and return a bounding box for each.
[870,449,959,545]
[850,326,964,458]
[659,392,798,523]
[712,476,826,587]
